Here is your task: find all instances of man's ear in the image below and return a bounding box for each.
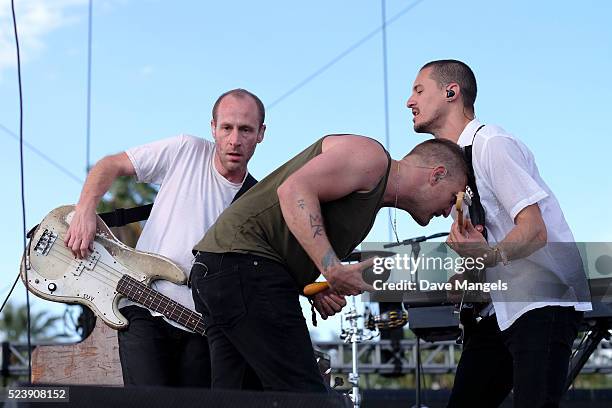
[210,119,216,137]
[431,166,448,184]
[446,83,459,101]
[257,124,266,143]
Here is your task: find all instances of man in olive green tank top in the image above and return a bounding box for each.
[191,134,467,393]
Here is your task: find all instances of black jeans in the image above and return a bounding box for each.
[117,305,212,387]
[447,306,583,408]
[191,252,328,393]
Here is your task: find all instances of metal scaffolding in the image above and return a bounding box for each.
[313,337,612,375]
[2,335,612,384]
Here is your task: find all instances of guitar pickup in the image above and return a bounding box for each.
[33,229,58,256]
[74,251,101,276]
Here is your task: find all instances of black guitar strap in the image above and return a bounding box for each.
[460,125,491,322]
[98,173,258,227]
[98,204,153,228]
[232,172,258,203]
[463,125,488,241]
[26,173,258,239]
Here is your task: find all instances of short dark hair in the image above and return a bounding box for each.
[212,88,265,127]
[405,138,468,181]
[421,60,477,111]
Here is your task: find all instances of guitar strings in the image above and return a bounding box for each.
[31,227,204,331]
[53,232,133,279]
[50,234,196,311]
[51,232,193,291]
[39,244,204,332]
[45,249,118,287]
[44,248,205,332]
[45,244,121,283]
[54,232,196,300]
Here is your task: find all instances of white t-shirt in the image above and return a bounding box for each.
[457,119,592,331]
[121,134,243,329]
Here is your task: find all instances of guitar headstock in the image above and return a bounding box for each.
[455,191,465,233]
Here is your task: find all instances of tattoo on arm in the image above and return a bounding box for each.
[309,214,325,238]
[297,199,305,210]
[321,248,340,272]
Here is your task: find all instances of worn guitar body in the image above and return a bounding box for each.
[21,205,204,333]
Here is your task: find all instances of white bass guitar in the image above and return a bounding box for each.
[20,205,205,335]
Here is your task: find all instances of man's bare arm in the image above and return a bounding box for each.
[448,203,547,266]
[64,152,136,258]
[277,136,386,295]
[496,203,547,262]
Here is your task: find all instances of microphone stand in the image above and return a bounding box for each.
[383,232,449,408]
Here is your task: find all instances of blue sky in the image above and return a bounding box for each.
[1,0,611,340]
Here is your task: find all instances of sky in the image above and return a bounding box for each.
[1,0,611,341]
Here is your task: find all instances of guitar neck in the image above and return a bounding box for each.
[116,275,206,335]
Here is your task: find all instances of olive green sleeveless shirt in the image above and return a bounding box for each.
[194,135,391,287]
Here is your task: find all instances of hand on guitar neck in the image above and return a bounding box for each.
[453,191,486,239]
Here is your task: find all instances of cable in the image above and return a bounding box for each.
[266,0,427,110]
[569,329,589,363]
[419,344,428,407]
[0,273,21,313]
[381,0,393,242]
[0,283,14,296]
[10,0,32,383]
[381,0,390,151]
[86,0,93,172]
[0,124,84,184]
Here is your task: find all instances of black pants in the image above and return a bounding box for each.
[191,252,327,393]
[447,306,583,408]
[117,305,212,387]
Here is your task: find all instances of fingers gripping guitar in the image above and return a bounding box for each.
[64,205,98,259]
[21,205,205,334]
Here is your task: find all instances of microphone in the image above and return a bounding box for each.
[383,232,449,248]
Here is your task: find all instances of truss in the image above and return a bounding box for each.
[314,334,612,375]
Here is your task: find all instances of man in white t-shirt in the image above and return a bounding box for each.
[64,88,266,387]
[407,60,591,407]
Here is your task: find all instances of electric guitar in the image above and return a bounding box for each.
[20,205,205,335]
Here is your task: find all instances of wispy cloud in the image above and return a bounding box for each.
[140,65,154,76]
[0,0,87,78]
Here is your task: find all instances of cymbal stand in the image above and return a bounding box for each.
[340,295,378,408]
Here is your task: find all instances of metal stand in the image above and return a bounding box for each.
[386,235,445,408]
[340,296,378,408]
[411,335,428,408]
[410,241,428,408]
[565,320,612,390]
